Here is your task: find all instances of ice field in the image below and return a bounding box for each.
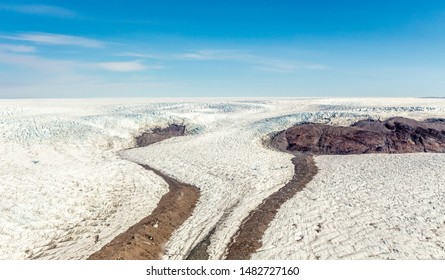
[253,153,445,259]
[1,98,445,259]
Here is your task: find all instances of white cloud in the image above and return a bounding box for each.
[117,49,326,73]
[175,49,251,61]
[0,51,79,72]
[0,50,156,74]
[0,44,35,53]
[176,49,302,73]
[0,33,103,48]
[255,62,328,73]
[95,61,147,72]
[0,4,76,18]
[115,52,162,59]
[0,51,163,98]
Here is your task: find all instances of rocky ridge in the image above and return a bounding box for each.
[281,117,445,155]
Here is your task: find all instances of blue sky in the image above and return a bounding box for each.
[0,1,445,98]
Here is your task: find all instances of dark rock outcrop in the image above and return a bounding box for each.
[281,117,445,155]
[136,124,186,147]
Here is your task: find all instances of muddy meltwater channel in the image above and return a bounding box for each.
[89,125,200,260]
[225,154,318,259]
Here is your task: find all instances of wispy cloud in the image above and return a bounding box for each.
[176,49,307,73]
[0,4,76,18]
[255,62,328,72]
[95,61,148,72]
[0,32,103,48]
[0,43,35,53]
[0,49,156,73]
[122,48,327,73]
[175,49,252,61]
[115,52,163,59]
[253,58,328,73]
[0,46,165,98]
[0,51,79,72]
[117,50,249,61]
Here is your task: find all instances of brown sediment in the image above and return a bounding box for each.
[88,124,200,260]
[225,116,445,259]
[187,201,240,260]
[225,154,318,260]
[186,228,216,260]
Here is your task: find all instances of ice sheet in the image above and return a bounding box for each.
[253,153,445,259]
[1,97,445,259]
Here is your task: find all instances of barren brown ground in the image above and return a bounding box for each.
[89,125,200,260]
[88,165,199,260]
[225,154,318,259]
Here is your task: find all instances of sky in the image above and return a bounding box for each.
[0,1,445,98]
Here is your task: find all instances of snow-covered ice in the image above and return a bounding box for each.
[0,99,184,259]
[1,97,445,259]
[121,98,445,259]
[253,153,445,259]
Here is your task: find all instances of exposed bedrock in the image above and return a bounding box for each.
[282,117,445,155]
[136,124,186,147]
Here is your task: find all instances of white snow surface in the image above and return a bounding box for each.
[253,154,445,260]
[1,97,445,259]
